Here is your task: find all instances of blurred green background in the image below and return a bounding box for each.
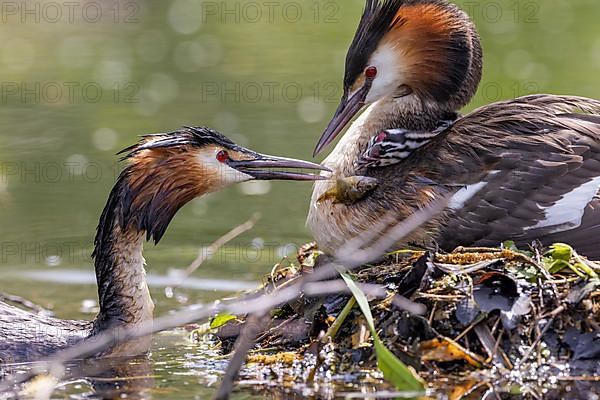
[0,0,598,320]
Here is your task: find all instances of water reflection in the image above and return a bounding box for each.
[6,269,258,292]
[0,356,154,400]
[79,356,155,400]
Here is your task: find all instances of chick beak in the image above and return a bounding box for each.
[228,153,330,181]
[313,84,370,157]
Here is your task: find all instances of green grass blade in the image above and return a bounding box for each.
[338,270,424,392]
[210,313,237,329]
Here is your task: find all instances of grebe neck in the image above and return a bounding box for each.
[91,173,154,333]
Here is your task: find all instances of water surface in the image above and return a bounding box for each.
[0,0,599,398]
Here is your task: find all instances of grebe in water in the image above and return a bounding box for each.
[0,126,327,363]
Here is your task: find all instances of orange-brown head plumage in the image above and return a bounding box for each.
[314,0,483,155]
[93,127,327,248]
[345,0,482,109]
[94,128,243,246]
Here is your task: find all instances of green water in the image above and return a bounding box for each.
[0,0,598,398]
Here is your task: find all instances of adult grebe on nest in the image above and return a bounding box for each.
[308,0,600,257]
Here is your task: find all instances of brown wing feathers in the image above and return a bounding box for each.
[437,95,600,256]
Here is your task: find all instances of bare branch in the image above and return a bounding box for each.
[166,213,260,294]
[213,313,270,400]
[0,195,450,396]
[0,293,53,316]
[184,213,260,276]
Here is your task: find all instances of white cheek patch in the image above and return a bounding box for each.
[527,176,600,233]
[197,150,253,190]
[365,44,406,103]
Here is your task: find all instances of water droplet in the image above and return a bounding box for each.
[168,0,203,35]
[93,60,132,88]
[174,41,204,72]
[298,97,326,123]
[66,154,89,175]
[80,299,98,314]
[250,237,265,250]
[134,89,161,116]
[238,181,271,196]
[147,73,179,104]
[197,35,223,67]
[45,255,61,267]
[92,127,119,151]
[176,293,189,304]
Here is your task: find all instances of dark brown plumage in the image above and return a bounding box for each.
[309,0,600,258]
[361,95,600,254]
[433,96,600,251]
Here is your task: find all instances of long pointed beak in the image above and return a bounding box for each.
[313,86,369,157]
[228,153,331,181]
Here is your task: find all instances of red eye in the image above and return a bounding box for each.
[216,150,229,163]
[365,66,378,79]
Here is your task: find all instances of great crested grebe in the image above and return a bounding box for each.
[0,127,327,363]
[308,0,600,256]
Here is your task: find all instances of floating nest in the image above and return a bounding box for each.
[202,242,600,399]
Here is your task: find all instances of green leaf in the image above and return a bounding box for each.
[209,313,237,329]
[547,259,572,274]
[515,264,540,282]
[571,247,599,279]
[544,243,598,278]
[547,243,573,261]
[338,270,424,392]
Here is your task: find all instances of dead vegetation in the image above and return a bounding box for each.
[205,242,600,399]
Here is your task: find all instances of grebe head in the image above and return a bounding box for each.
[314,0,482,155]
[124,126,328,186]
[108,126,327,243]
